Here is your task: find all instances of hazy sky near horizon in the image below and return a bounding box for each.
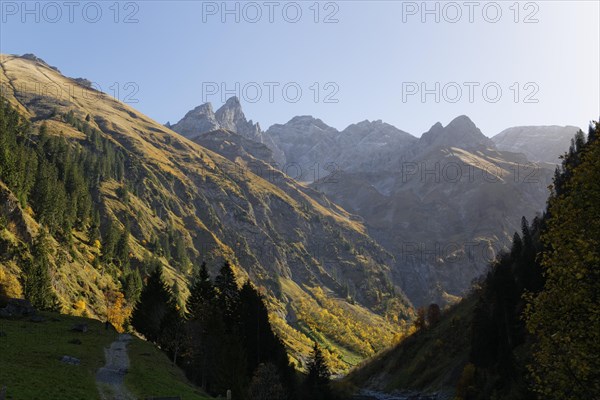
[1,1,598,136]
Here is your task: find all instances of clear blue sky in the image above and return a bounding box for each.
[1,1,598,136]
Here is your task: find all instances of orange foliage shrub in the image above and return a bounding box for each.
[73,299,86,316]
[106,291,131,333]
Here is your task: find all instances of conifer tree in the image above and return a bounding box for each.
[510,232,522,257]
[101,218,119,263]
[185,262,219,390]
[215,261,240,330]
[160,295,185,364]
[23,229,58,310]
[89,210,101,245]
[122,268,142,303]
[239,281,294,395]
[172,232,189,268]
[304,342,331,400]
[239,281,266,369]
[186,262,215,319]
[115,219,130,268]
[131,266,172,343]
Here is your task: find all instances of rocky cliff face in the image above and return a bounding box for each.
[171,97,286,165]
[266,116,341,181]
[173,98,566,306]
[214,96,262,139]
[266,117,418,182]
[171,103,220,137]
[169,94,572,307]
[313,116,555,305]
[336,120,417,173]
[492,125,579,164]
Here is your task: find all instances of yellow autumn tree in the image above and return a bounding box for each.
[106,291,131,333]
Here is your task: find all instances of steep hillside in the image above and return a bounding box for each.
[0,54,412,371]
[172,100,558,306]
[315,116,554,305]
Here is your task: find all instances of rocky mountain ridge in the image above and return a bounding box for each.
[492,125,580,164]
[173,100,567,305]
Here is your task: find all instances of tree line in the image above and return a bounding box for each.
[131,261,334,400]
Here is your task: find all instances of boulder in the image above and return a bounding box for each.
[0,298,36,318]
[60,355,81,365]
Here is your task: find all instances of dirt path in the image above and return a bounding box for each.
[353,389,446,400]
[96,333,135,400]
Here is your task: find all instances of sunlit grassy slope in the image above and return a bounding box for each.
[0,312,209,400]
[343,296,476,396]
[0,54,414,372]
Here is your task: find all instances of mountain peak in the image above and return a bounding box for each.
[224,96,241,107]
[419,115,493,149]
[446,115,478,132]
[214,96,261,139]
[283,115,335,132]
[341,119,416,143]
[217,96,243,117]
[170,102,219,137]
[192,102,214,114]
[289,115,319,123]
[215,96,243,120]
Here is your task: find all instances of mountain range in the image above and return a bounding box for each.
[171,97,577,305]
